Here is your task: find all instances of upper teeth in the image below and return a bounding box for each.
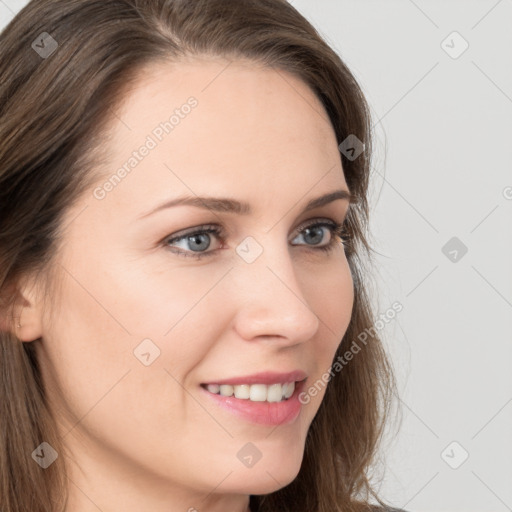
[205,382,295,402]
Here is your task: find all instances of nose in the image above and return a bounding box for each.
[230,236,320,346]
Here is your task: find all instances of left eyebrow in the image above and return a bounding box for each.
[137,189,352,220]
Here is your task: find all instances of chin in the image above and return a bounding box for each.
[229,456,303,495]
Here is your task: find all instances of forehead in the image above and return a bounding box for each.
[109,58,340,156]
[87,57,347,217]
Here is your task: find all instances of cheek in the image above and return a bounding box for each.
[37,265,219,471]
[303,253,354,336]
[36,273,135,435]
[103,255,229,337]
[300,255,354,393]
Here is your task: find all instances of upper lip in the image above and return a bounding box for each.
[202,370,308,386]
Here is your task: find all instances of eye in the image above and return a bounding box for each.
[161,219,350,260]
[291,219,347,253]
[162,225,224,259]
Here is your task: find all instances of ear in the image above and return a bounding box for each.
[0,274,45,342]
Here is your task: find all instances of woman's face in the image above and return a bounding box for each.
[27,58,354,510]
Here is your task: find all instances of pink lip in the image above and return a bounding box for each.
[201,370,307,386]
[200,378,307,426]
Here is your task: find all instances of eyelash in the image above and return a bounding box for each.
[161,219,351,260]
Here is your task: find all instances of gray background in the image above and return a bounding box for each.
[2,1,511,511]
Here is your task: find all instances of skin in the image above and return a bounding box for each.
[14,57,354,512]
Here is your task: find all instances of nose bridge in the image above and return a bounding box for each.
[230,233,320,343]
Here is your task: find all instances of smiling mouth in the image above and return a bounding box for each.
[200,377,307,426]
[200,379,305,403]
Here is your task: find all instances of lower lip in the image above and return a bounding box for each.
[200,380,305,426]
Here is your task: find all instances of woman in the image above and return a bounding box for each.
[0,1,404,511]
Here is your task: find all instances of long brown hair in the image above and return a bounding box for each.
[0,1,399,511]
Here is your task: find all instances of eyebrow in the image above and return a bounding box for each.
[137,189,352,220]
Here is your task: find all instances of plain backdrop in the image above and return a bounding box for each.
[1,1,511,511]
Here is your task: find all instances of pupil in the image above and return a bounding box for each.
[305,226,323,245]
[188,233,210,252]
